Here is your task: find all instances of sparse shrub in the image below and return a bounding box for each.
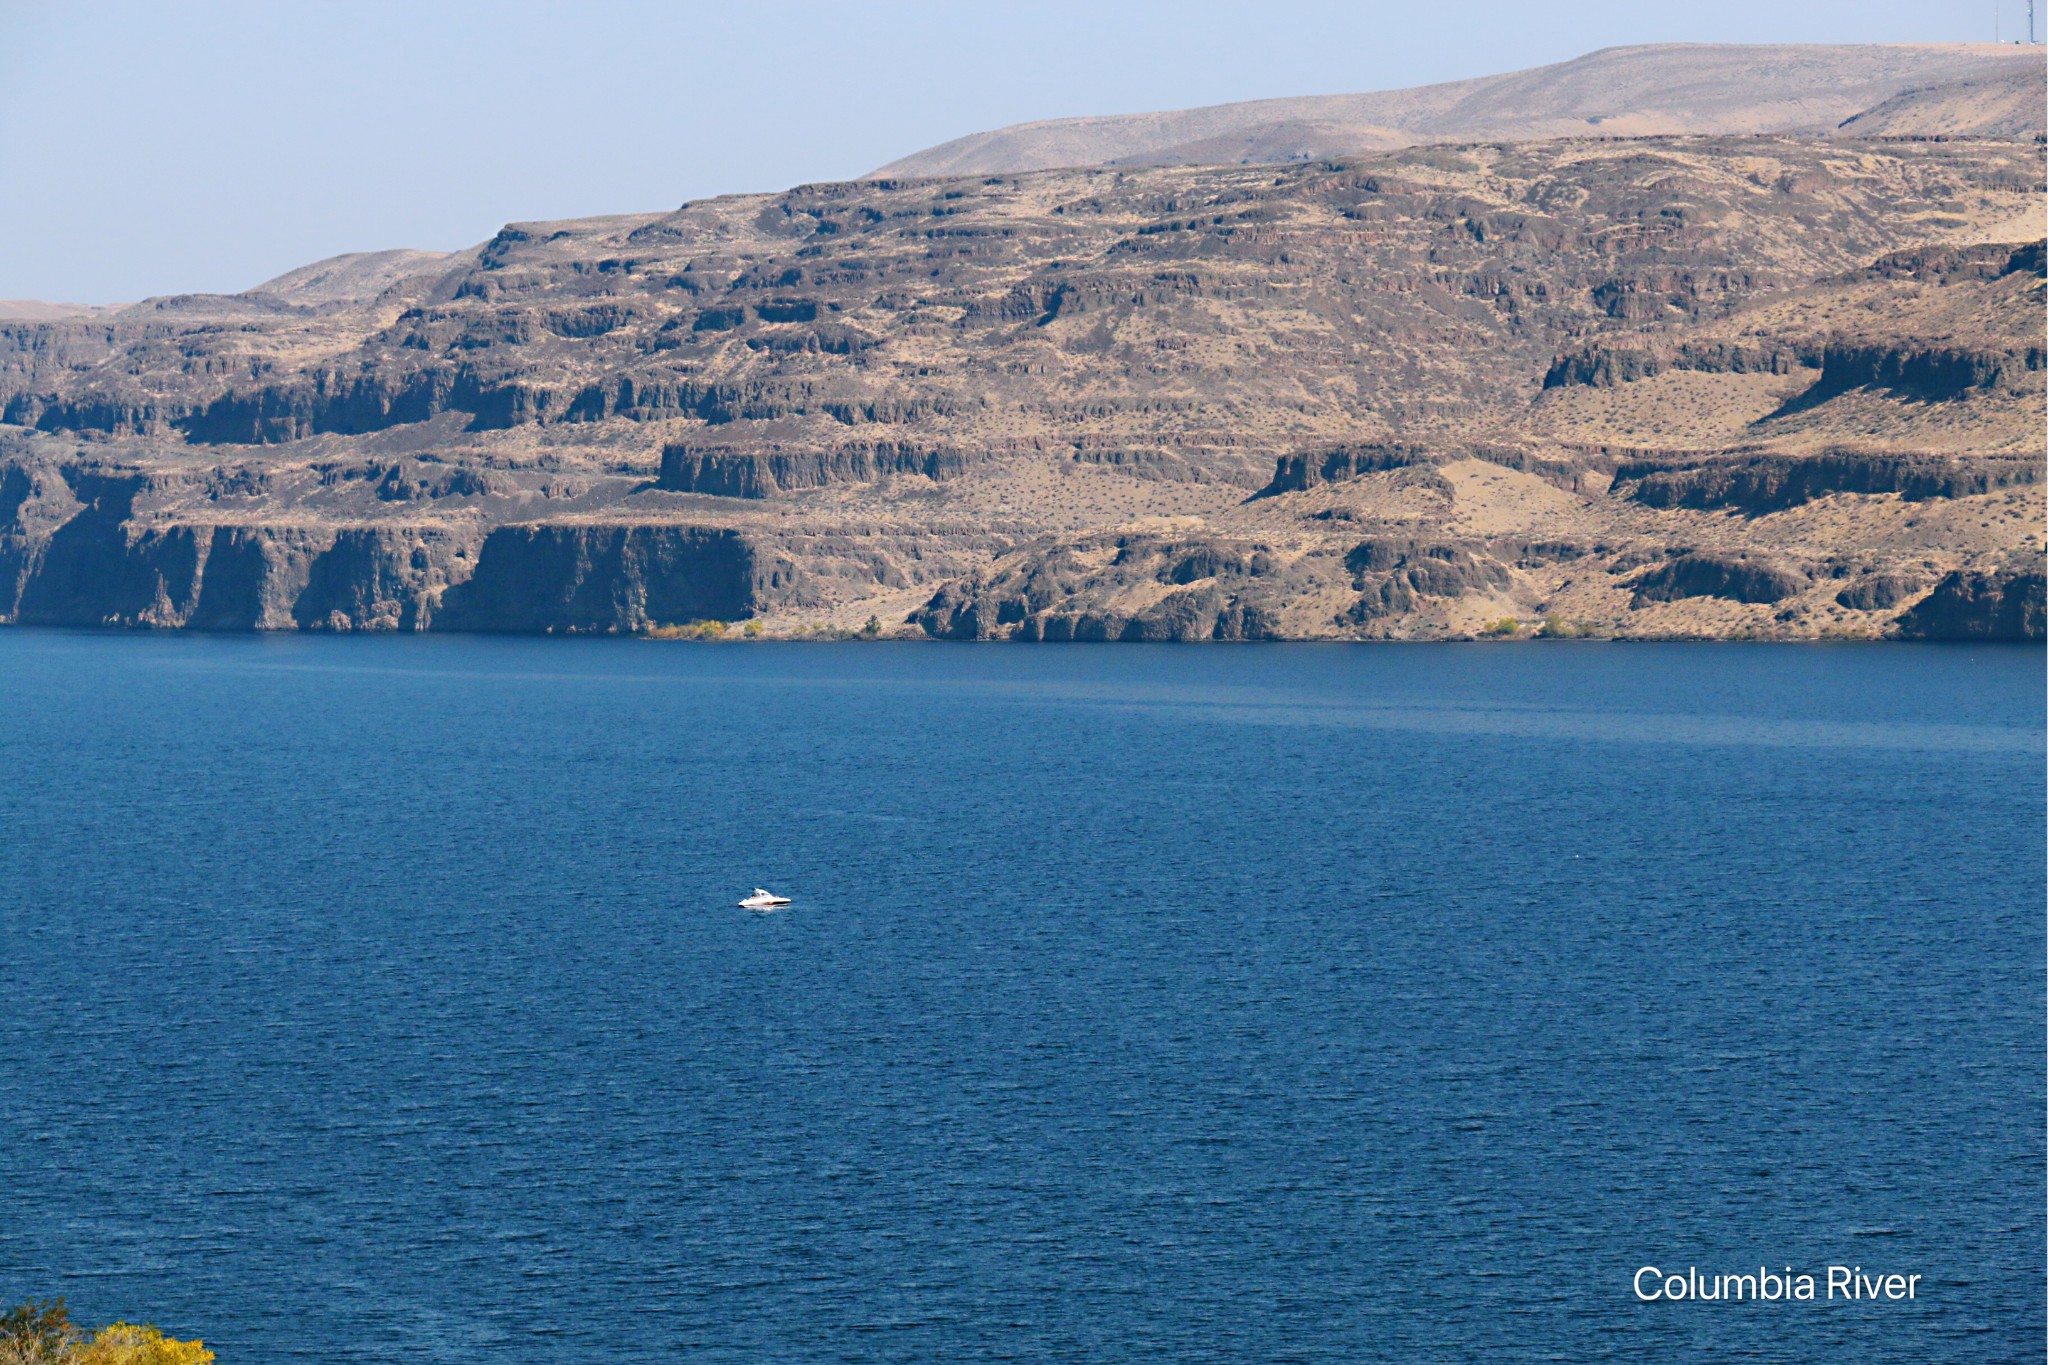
[1538,615,1580,638]
[644,619,729,641]
[77,1324,213,1365]
[1481,617,1519,636]
[859,614,882,638]
[1,1303,211,1365]
[742,619,763,638]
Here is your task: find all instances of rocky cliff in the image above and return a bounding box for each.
[1,133,2041,640]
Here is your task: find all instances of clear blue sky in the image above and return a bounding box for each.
[0,0,2027,301]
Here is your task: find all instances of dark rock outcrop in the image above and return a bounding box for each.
[1254,443,1435,497]
[1344,538,1513,624]
[658,440,969,498]
[6,470,155,623]
[374,463,501,502]
[915,534,1298,641]
[1618,452,2044,514]
[292,528,474,630]
[1544,339,1815,389]
[1544,335,2043,401]
[433,525,779,633]
[2,489,468,631]
[182,527,355,630]
[1017,586,1267,642]
[1834,572,1922,611]
[1863,240,2045,284]
[1630,551,1809,605]
[1771,340,2045,413]
[0,456,788,632]
[1255,443,1600,499]
[178,367,459,444]
[1893,567,2045,640]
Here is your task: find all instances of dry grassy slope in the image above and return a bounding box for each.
[1532,238,2048,453]
[0,135,2040,640]
[0,301,120,322]
[248,248,478,306]
[873,44,2047,177]
[1838,64,2048,139]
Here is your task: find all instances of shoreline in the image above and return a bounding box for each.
[0,621,2039,645]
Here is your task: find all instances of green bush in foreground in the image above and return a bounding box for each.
[1,1300,212,1365]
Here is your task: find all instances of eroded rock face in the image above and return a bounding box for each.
[434,526,774,633]
[1254,444,1436,497]
[4,512,474,631]
[1630,552,1809,606]
[0,136,2039,639]
[915,535,1304,641]
[1344,539,1513,625]
[1545,340,1816,389]
[1894,568,2046,641]
[1017,587,1282,643]
[1618,453,2044,514]
[658,441,969,498]
[1835,573,1922,612]
[1545,338,2045,401]
[0,456,794,632]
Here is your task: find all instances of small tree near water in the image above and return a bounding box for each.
[2,1298,71,1363]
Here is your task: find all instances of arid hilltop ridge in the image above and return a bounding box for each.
[1,128,2042,639]
[874,43,2048,176]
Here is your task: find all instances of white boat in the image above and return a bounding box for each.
[738,888,791,910]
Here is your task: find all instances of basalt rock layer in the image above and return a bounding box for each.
[1894,567,2047,640]
[0,135,2042,640]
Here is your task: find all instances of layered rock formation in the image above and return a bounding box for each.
[1,133,2041,640]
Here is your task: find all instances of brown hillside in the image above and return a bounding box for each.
[1837,63,2048,138]
[0,136,2040,640]
[872,44,2046,177]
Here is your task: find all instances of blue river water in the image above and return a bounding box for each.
[0,632,2040,1363]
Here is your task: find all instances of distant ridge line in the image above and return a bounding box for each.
[869,42,2048,178]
